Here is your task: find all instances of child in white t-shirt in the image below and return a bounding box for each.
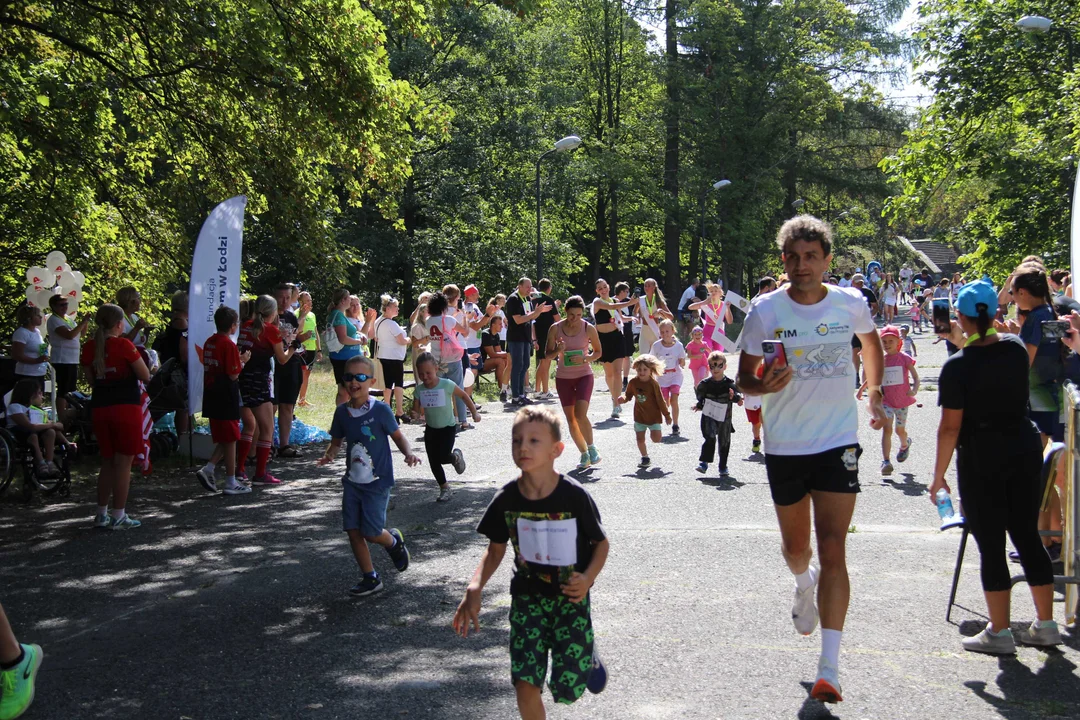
[649,319,687,435]
[5,379,71,478]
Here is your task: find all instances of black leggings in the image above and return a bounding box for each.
[424,425,457,487]
[699,416,732,467]
[958,436,1054,592]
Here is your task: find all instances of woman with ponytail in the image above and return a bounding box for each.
[931,281,1059,654]
[236,294,296,486]
[80,304,150,530]
[328,288,364,405]
[1012,262,1064,444]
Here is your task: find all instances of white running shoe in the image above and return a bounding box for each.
[810,656,843,703]
[196,467,217,492]
[1016,620,1063,647]
[437,485,454,503]
[962,624,1016,655]
[792,566,819,636]
[223,483,252,495]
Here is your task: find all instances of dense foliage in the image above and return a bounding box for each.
[2,0,918,334]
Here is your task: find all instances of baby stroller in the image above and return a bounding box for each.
[0,359,73,500]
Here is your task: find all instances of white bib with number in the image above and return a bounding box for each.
[516,517,577,566]
[703,399,729,422]
[418,387,446,408]
[883,366,905,387]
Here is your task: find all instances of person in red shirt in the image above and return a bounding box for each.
[195,306,252,495]
[81,304,150,530]
[236,295,296,485]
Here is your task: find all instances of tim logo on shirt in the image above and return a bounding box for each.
[773,328,798,339]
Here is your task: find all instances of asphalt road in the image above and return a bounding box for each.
[2,317,1079,719]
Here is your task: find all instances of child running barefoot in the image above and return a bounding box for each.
[317,356,420,597]
[618,354,671,468]
[453,407,610,718]
[195,306,252,495]
[414,351,481,503]
[649,319,686,434]
[858,325,919,476]
[693,352,742,476]
[686,325,710,387]
[5,379,71,478]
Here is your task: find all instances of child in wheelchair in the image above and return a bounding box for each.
[5,378,74,478]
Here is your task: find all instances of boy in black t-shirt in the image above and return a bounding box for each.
[453,407,610,715]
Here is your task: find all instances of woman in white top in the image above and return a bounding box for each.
[12,304,49,388]
[374,294,411,421]
[881,272,899,323]
[46,294,90,420]
[116,286,149,348]
[950,272,965,303]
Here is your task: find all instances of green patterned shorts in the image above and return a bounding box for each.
[508,593,594,704]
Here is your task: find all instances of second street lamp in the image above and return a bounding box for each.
[535,135,582,279]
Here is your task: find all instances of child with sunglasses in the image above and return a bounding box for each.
[317,356,421,597]
[693,351,742,477]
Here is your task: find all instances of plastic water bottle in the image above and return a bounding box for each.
[935,488,955,521]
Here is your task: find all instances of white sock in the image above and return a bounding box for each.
[203,462,216,475]
[795,566,816,591]
[821,629,842,668]
[225,475,238,487]
[97,505,109,516]
[109,508,126,521]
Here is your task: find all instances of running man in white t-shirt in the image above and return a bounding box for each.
[738,215,886,705]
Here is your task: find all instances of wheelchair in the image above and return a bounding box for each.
[0,360,73,500]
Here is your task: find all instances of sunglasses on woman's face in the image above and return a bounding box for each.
[344,373,372,383]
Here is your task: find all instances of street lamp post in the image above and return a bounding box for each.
[535,135,582,279]
[1017,14,1075,67]
[700,179,732,280]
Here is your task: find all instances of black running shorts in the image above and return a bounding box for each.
[764,445,862,506]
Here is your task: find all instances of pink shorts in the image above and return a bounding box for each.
[556,374,594,407]
[660,383,681,401]
[745,408,761,424]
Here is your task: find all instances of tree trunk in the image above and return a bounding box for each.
[609,180,620,280]
[663,0,681,296]
[592,184,607,281]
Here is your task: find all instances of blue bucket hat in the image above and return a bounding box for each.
[955,280,998,318]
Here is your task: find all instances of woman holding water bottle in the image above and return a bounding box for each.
[930,280,1059,654]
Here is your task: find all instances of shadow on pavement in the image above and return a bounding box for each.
[964,654,1080,720]
[883,472,928,497]
[697,476,746,491]
[796,682,840,719]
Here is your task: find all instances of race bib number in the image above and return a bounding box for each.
[703,399,728,422]
[516,517,577,566]
[663,354,678,370]
[883,366,905,387]
[418,388,446,408]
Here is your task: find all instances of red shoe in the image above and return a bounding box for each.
[251,474,282,485]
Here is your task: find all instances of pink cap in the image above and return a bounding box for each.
[879,325,901,340]
[464,284,479,297]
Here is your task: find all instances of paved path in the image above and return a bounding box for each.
[2,320,1079,719]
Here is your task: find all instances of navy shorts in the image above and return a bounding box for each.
[342,481,391,536]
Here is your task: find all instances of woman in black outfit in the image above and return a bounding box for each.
[591,279,636,419]
[156,291,190,436]
[931,280,1060,655]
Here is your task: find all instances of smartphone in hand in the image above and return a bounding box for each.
[762,340,788,370]
[932,299,951,335]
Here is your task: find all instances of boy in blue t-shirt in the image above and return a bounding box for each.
[318,356,421,596]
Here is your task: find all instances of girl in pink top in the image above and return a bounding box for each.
[687,283,734,351]
[858,325,919,477]
[547,296,603,471]
[686,326,710,385]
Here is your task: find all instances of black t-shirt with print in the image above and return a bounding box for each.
[476,475,606,596]
[504,293,532,343]
[858,287,878,309]
[276,310,303,365]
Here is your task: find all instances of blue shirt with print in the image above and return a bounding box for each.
[1019,304,1063,412]
[329,400,399,491]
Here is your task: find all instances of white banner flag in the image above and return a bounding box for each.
[725,290,751,314]
[1072,169,1080,294]
[187,196,246,415]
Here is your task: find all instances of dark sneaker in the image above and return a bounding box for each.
[586,643,608,694]
[720,467,730,477]
[499,389,508,403]
[451,448,466,474]
[349,574,383,597]
[672,424,680,435]
[621,378,628,392]
[696,462,708,474]
[752,439,761,454]
[387,528,410,571]
[897,439,913,463]
[638,456,651,468]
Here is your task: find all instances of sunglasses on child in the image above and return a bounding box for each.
[343,372,373,383]
[709,360,726,368]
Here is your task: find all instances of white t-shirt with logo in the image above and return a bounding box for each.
[47,314,82,365]
[649,339,687,388]
[426,314,463,364]
[12,327,47,376]
[740,286,875,456]
[461,302,484,350]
